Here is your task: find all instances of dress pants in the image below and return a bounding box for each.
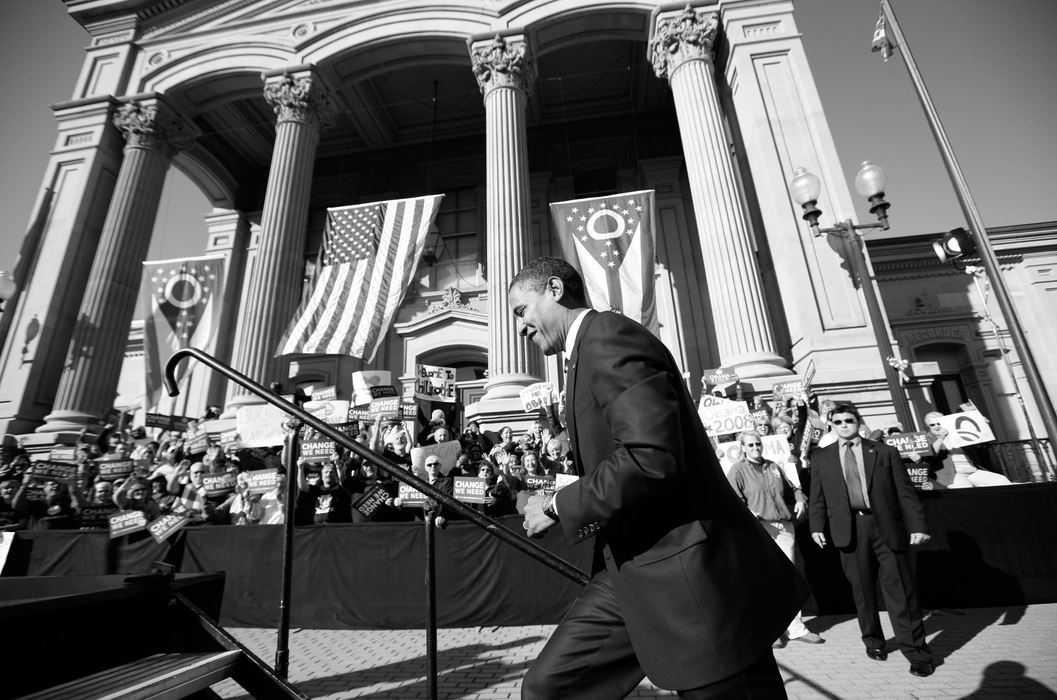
[837,511,931,663]
[521,569,787,699]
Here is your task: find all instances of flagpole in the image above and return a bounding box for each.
[881,0,1056,477]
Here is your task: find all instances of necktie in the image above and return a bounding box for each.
[843,442,867,511]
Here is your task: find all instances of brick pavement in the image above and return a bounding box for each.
[213,604,1057,699]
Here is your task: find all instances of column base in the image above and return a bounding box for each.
[16,431,84,459]
[724,352,794,380]
[221,392,267,420]
[480,372,540,402]
[36,409,99,434]
[464,395,540,436]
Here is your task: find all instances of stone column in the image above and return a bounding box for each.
[40,97,195,433]
[469,33,541,400]
[649,6,789,379]
[227,68,333,404]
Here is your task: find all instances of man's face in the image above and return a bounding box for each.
[425,458,442,479]
[509,279,566,356]
[830,412,860,440]
[189,464,206,485]
[321,464,339,487]
[0,481,16,500]
[43,480,61,498]
[926,415,944,436]
[93,482,113,501]
[362,463,376,478]
[456,456,471,472]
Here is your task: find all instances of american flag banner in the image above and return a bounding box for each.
[142,255,226,410]
[277,194,444,361]
[550,189,658,333]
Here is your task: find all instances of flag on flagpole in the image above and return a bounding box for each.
[549,189,658,333]
[277,194,444,361]
[871,6,897,61]
[142,255,226,411]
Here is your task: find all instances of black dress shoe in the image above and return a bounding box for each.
[910,661,934,677]
[866,647,888,661]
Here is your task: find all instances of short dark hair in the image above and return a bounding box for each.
[510,257,587,307]
[827,401,862,423]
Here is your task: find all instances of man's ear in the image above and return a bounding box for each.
[547,276,564,299]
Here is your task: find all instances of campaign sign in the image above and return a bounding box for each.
[370,397,401,420]
[311,385,337,401]
[370,385,399,399]
[525,474,556,493]
[348,407,371,422]
[415,363,457,403]
[145,413,190,432]
[244,469,281,495]
[410,440,462,477]
[96,459,134,480]
[520,382,558,414]
[220,430,240,449]
[884,431,934,459]
[109,510,148,539]
[202,472,236,497]
[938,410,995,448]
[749,409,771,426]
[30,461,77,482]
[184,430,209,455]
[397,481,428,507]
[454,477,489,504]
[715,435,792,475]
[49,447,78,463]
[304,399,351,426]
[148,513,191,543]
[698,401,753,436]
[803,359,816,388]
[555,474,579,491]
[702,367,739,387]
[772,380,805,404]
[353,485,390,520]
[79,505,117,529]
[236,404,288,448]
[906,466,931,489]
[352,370,392,405]
[302,439,337,463]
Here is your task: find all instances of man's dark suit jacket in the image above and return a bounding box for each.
[808,438,927,549]
[553,310,809,690]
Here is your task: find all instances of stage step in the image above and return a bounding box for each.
[18,650,240,700]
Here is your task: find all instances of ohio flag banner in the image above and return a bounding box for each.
[550,189,658,333]
[142,255,226,410]
[871,6,897,61]
[277,194,444,361]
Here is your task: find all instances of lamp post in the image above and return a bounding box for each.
[789,161,915,431]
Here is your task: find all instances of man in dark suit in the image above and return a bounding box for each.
[809,401,934,677]
[511,257,809,699]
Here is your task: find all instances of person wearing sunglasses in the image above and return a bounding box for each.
[808,401,934,678]
[727,431,823,649]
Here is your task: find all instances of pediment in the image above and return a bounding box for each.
[138,0,355,42]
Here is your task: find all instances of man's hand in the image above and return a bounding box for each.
[909,532,931,546]
[811,532,827,548]
[523,493,557,537]
[794,500,807,519]
[907,452,922,463]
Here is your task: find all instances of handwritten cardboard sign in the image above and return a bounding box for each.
[555,474,579,491]
[884,431,934,458]
[353,485,390,520]
[304,399,351,426]
[243,469,281,495]
[301,439,337,463]
[519,382,559,413]
[148,513,191,543]
[202,472,236,497]
[715,435,792,474]
[109,510,148,538]
[415,364,457,403]
[236,404,288,448]
[410,440,462,477]
[453,476,489,504]
[698,400,753,436]
[525,474,556,493]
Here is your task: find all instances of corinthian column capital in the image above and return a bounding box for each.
[469,33,536,96]
[113,98,197,155]
[649,6,720,80]
[263,71,336,129]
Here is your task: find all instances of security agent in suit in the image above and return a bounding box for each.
[809,401,934,677]
[511,257,810,699]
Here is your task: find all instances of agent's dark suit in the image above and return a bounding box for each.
[524,311,810,697]
[809,438,931,662]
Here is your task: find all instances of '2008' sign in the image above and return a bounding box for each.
[697,400,753,435]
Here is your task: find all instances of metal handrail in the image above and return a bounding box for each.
[164,347,591,586]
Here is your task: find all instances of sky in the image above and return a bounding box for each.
[1,0,1055,280]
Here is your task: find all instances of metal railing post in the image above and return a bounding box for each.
[275,419,301,679]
